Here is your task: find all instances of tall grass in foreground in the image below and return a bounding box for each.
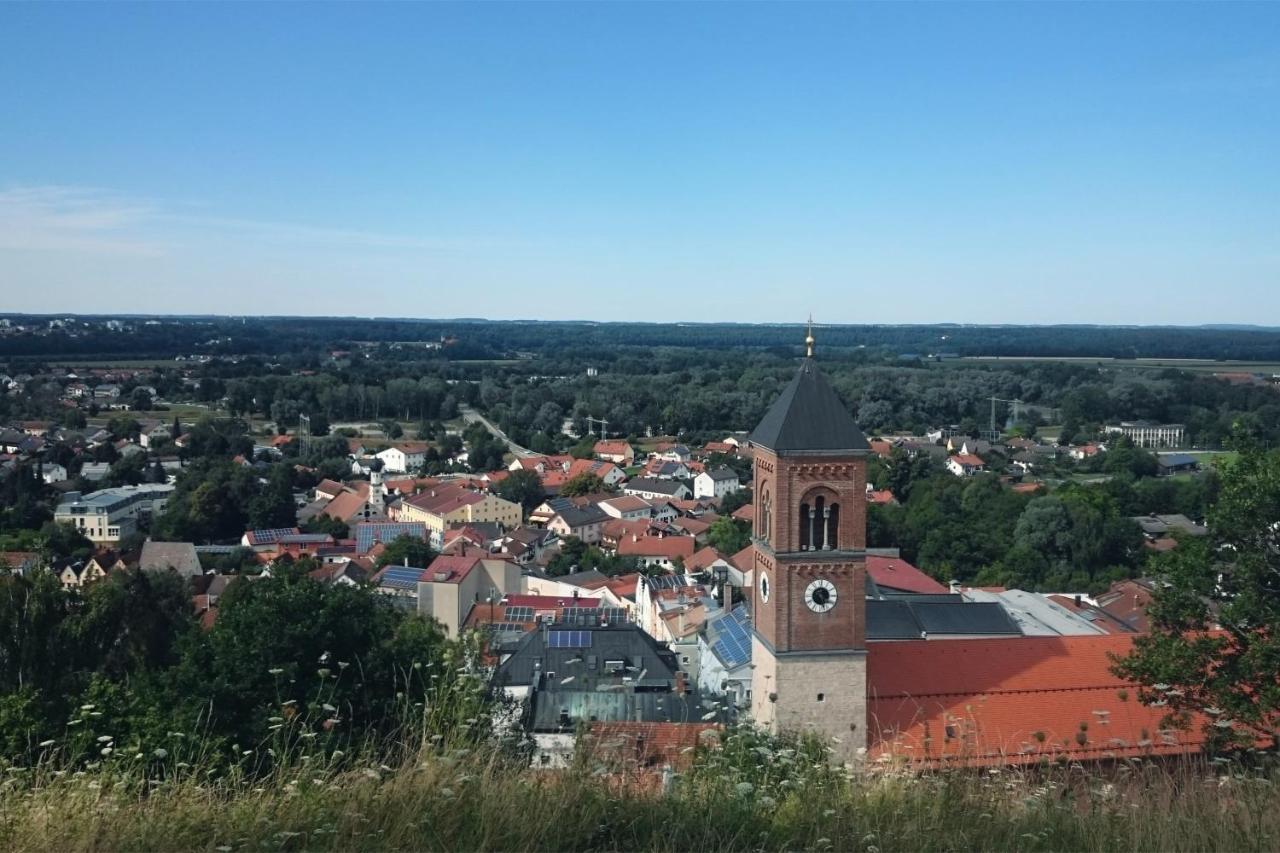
[0,728,1277,852]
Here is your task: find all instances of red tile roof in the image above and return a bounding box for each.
[951,453,985,468]
[617,536,696,560]
[418,553,484,584]
[1096,580,1157,633]
[731,504,754,522]
[866,555,947,594]
[867,489,897,505]
[685,546,730,572]
[867,635,1206,766]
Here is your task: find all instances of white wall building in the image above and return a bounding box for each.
[693,467,741,500]
[54,485,176,545]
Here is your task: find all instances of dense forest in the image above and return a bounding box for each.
[5,314,1280,361]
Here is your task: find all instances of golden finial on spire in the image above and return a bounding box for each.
[805,314,815,358]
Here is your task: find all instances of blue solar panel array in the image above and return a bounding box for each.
[711,608,752,669]
[547,630,592,648]
[379,567,424,591]
[356,522,427,555]
[251,527,297,544]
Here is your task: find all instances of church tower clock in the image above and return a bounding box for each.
[749,324,870,761]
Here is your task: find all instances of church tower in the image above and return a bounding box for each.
[749,324,870,761]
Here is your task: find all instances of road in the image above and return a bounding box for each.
[460,405,537,459]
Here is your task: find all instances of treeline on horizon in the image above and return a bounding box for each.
[6,316,1280,361]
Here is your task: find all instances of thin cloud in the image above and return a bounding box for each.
[0,185,528,262]
[0,186,165,256]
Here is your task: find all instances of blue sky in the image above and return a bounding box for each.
[1,3,1277,323]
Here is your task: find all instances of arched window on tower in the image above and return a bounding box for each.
[798,501,811,551]
[826,502,840,550]
[760,492,773,545]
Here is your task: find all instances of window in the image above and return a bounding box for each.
[604,659,625,674]
[817,693,825,702]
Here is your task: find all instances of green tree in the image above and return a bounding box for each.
[560,472,609,497]
[1115,438,1280,750]
[706,516,751,554]
[374,535,436,569]
[173,571,467,748]
[494,469,546,515]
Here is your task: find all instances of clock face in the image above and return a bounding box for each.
[805,578,837,613]
[759,572,771,604]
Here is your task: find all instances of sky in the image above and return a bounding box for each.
[1,3,1278,324]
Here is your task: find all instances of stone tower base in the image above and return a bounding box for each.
[751,634,867,764]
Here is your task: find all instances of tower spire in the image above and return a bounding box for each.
[805,314,815,358]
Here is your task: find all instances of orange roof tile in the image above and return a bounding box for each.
[866,555,946,594]
[868,635,1207,766]
[617,536,696,560]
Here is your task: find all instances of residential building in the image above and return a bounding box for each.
[396,484,521,548]
[593,440,634,465]
[138,540,202,579]
[623,478,691,501]
[597,495,653,521]
[946,453,986,477]
[375,442,429,474]
[617,533,695,571]
[491,619,708,767]
[547,505,610,545]
[376,551,521,636]
[40,463,68,483]
[693,466,741,500]
[54,485,175,545]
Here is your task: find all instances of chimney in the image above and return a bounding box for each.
[1074,594,1082,607]
[403,557,409,567]
[675,671,688,696]
[723,579,732,614]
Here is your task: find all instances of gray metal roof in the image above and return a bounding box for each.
[749,360,869,454]
[138,540,202,578]
[493,623,681,691]
[867,598,1022,640]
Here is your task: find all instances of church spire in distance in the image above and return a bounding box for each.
[805,314,815,358]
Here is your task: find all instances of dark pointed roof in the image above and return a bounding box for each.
[750,359,869,454]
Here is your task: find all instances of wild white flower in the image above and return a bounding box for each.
[80,704,95,711]
[38,739,55,748]
[319,651,331,664]
[322,703,336,712]
[268,667,283,676]
[153,748,168,759]
[100,747,113,756]
[97,735,114,743]
[735,781,754,795]
[331,750,345,759]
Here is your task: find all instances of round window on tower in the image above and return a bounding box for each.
[759,572,770,604]
[804,578,837,613]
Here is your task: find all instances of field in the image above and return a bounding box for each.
[950,356,1280,375]
[1,732,1277,853]
[46,358,190,369]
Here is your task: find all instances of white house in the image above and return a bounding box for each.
[946,453,986,477]
[597,495,654,521]
[694,467,741,500]
[41,463,68,484]
[375,443,428,474]
[623,478,690,501]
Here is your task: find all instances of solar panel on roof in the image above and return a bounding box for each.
[253,527,296,542]
[548,630,592,648]
[504,606,534,621]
